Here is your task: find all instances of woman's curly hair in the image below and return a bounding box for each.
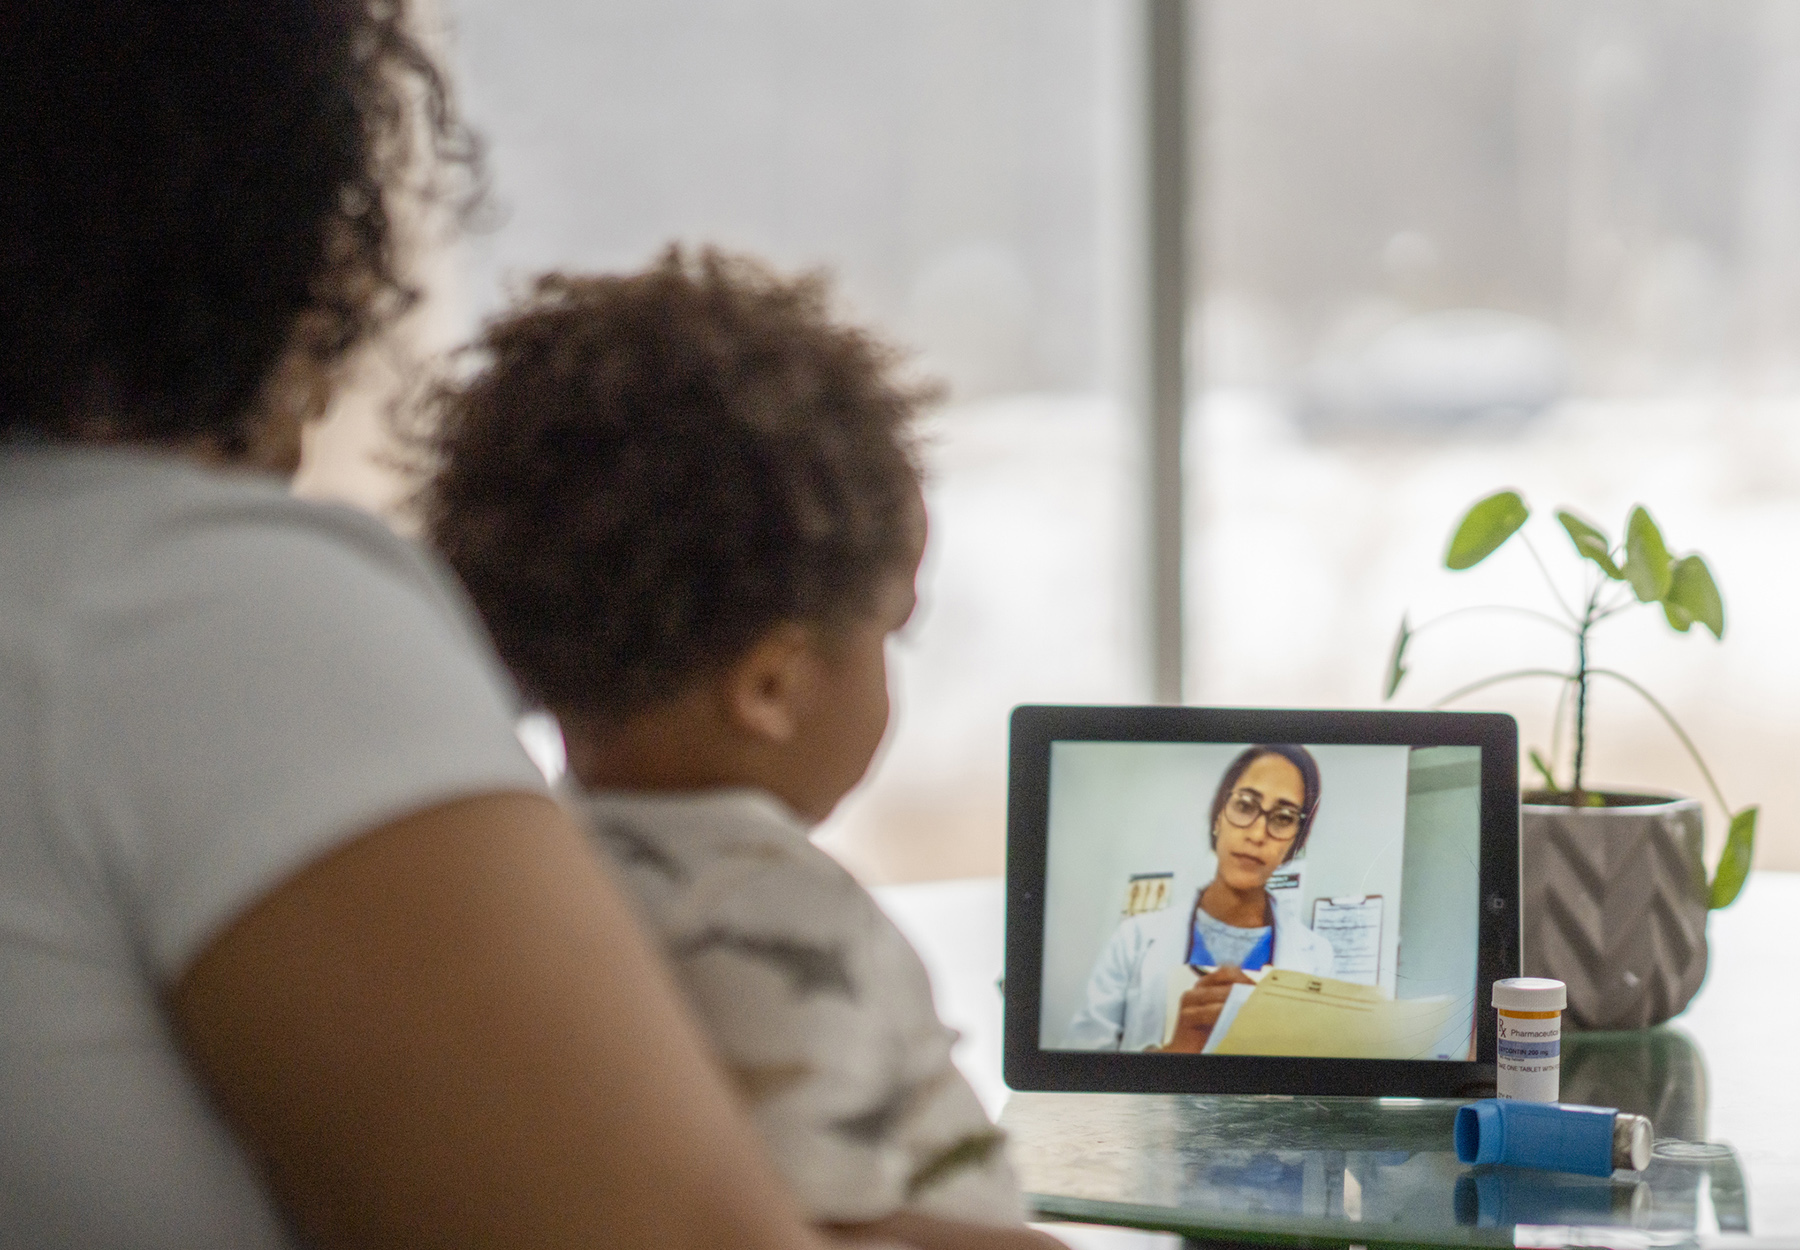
[0,1,478,452]
[424,248,929,724]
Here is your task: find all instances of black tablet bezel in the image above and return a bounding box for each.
[1003,704,1519,1098]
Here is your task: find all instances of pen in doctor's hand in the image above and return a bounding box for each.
[1158,964,1256,1053]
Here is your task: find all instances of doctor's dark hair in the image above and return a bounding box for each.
[1207,744,1323,864]
[423,247,929,724]
[0,1,479,454]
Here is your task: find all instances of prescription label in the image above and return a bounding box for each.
[1496,1010,1561,1102]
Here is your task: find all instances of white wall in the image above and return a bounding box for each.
[1396,745,1483,1059]
[1037,741,1411,1046]
[1294,745,1412,994]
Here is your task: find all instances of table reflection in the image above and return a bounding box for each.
[1006,1027,1754,1244]
[1562,1028,1708,1144]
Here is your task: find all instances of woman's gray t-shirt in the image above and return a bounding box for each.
[0,447,545,1249]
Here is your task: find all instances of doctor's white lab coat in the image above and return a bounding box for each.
[1062,891,1338,1052]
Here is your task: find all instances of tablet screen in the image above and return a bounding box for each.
[1038,740,1483,1062]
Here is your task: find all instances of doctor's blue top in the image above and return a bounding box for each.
[1062,889,1338,1052]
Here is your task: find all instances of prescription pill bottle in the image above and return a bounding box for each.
[1493,977,1565,1102]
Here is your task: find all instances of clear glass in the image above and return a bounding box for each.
[999,853,1800,1245]
[1005,1032,1757,1245]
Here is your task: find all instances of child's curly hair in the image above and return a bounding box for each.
[423,247,929,724]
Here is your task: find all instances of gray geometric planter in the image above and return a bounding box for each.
[1521,792,1709,1031]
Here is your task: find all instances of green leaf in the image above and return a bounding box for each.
[1710,806,1758,909]
[1527,749,1558,791]
[1556,510,1621,579]
[1664,554,1725,640]
[1383,615,1410,700]
[1446,491,1529,570]
[1622,506,1674,603]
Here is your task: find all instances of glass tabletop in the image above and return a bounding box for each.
[999,874,1800,1248]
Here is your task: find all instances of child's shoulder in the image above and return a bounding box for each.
[575,786,939,1012]
[574,786,869,912]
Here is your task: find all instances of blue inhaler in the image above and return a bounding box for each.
[1455,1099,1653,1177]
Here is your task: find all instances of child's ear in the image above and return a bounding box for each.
[721,623,820,744]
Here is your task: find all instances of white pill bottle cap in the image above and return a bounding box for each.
[1493,977,1567,1011]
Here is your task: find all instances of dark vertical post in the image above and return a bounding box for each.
[1146,0,1189,703]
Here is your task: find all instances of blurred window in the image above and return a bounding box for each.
[1196,0,1800,868]
[445,0,1143,880]
[442,0,1800,881]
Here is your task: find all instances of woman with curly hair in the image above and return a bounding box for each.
[0,7,846,1249]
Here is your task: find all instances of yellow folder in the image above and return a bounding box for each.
[1168,966,1455,1060]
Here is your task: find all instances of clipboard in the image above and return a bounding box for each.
[1309,895,1383,986]
[1207,968,1455,1060]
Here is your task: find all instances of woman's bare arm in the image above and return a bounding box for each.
[170,791,832,1250]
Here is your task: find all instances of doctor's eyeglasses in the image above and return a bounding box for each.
[1222,789,1304,840]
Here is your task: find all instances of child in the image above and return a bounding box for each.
[425,249,1055,1249]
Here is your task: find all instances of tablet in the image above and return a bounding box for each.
[1004,705,1519,1098]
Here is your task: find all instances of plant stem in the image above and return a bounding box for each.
[1571,585,1602,795]
[1521,533,1581,623]
[1429,668,1572,709]
[1573,622,1590,793]
[1588,668,1735,813]
[1408,604,1578,637]
[1590,592,1635,622]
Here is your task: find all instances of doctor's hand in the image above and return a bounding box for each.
[1159,965,1256,1054]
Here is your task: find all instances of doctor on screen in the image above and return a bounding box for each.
[1064,744,1338,1052]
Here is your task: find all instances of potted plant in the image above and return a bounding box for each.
[1385,489,1757,1030]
